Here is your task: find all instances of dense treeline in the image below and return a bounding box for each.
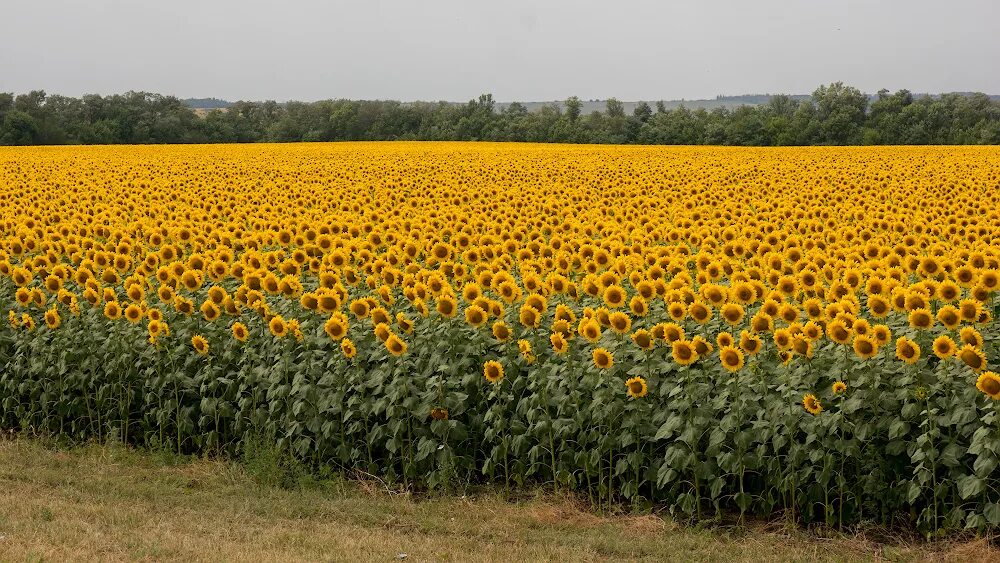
[2,82,999,146]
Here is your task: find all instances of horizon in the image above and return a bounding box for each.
[8,87,1000,107]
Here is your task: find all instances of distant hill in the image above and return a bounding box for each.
[181,98,232,109]
[494,96,801,116]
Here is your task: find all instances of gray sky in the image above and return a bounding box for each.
[3,0,998,102]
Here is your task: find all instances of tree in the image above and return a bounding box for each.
[633,101,653,123]
[605,98,625,119]
[2,111,39,145]
[565,96,582,122]
[811,82,868,144]
[1,83,1000,147]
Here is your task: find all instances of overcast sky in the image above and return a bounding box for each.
[3,0,998,102]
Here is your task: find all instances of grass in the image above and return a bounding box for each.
[0,438,995,562]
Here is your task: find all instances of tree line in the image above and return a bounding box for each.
[2,82,999,146]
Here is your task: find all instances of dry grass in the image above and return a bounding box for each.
[0,439,995,562]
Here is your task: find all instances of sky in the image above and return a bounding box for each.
[2,0,999,102]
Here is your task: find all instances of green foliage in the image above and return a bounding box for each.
[1,274,998,536]
[2,84,1000,146]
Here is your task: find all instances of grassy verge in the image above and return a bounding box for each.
[0,438,994,562]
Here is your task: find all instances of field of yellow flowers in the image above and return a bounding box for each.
[1,143,998,533]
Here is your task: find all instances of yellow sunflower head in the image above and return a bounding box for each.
[483,360,505,384]
[802,393,822,416]
[625,376,648,399]
[191,335,209,356]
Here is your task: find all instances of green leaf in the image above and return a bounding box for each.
[957,475,985,500]
[889,420,909,440]
[984,503,1000,526]
[653,414,683,441]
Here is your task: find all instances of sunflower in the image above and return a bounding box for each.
[462,282,482,302]
[324,313,348,341]
[719,345,745,372]
[982,270,999,290]
[524,293,547,313]
[660,322,685,344]
[430,407,449,421]
[550,332,569,354]
[688,301,712,324]
[934,306,961,330]
[592,347,614,369]
[716,331,734,349]
[348,299,370,319]
[739,330,762,355]
[802,320,823,342]
[307,292,328,313]
[496,280,521,304]
[852,334,878,360]
[778,303,799,324]
[518,304,541,329]
[492,321,512,342]
[750,312,774,334]
[174,297,194,316]
[976,371,1000,400]
[122,304,142,324]
[10,267,31,287]
[907,308,934,330]
[937,280,960,302]
[126,284,144,302]
[191,334,209,355]
[341,338,357,358]
[608,311,632,334]
[667,301,687,321]
[370,306,391,326]
[632,329,654,351]
[231,321,249,342]
[603,285,626,308]
[867,295,890,318]
[432,294,456,318]
[198,299,220,322]
[484,360,505,384]
[385,333,408,356]
[791,336,813,358]
[692,336,713,358]
[958,299,981,322]
[802,393,822,416]
[932,335,956,359]
[625,376,648,399]
[719,303,745,326]
[579,319,602,343]
[773,328,793,350]
[671,339,697,365]
[104,301,122,320]
[269,315,288,338]
[43,307,61,330]
[895,337,920,364]
[512,340,532,364]
[827,319,852,345]
[832,381,847,395]
[872,324,891,346]
[959,327,984,348]
[15,287,31,306]
[958,345,987,372]
[390,312,411,334]
[374,323,391,343]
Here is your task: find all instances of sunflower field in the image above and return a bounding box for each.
[1,143,999,534]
